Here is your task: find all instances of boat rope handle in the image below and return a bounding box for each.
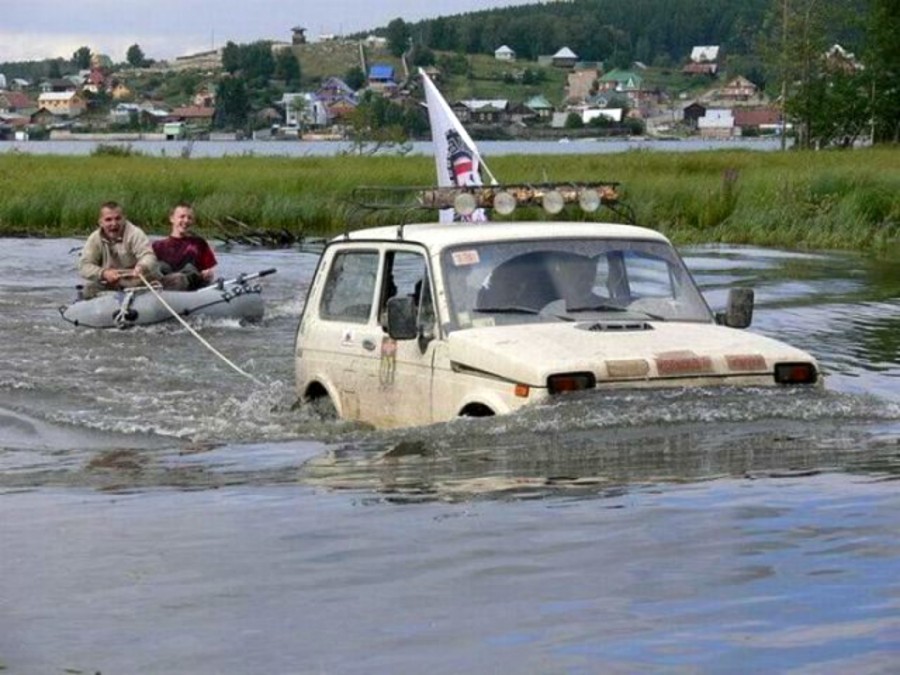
[137,272,263,386]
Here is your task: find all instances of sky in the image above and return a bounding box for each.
[0,0,543,64]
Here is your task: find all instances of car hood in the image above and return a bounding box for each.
[445,320,817,386]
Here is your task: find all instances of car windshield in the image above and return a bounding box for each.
[440,238,713,332]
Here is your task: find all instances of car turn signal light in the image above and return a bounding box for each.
[774,362,818,385]
[547,372,596,394]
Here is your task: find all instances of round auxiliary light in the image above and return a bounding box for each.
[493,190,517,215]
[542,190,565,215]
[453,192,477,217]
[578,188,601,212]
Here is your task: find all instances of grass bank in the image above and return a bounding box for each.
[0,147,897,253]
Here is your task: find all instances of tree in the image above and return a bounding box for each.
[763,0,868,149]
[342,91,417,154]
[215,76,250,130]
[47,58,63,79]
[243,42,275,85]
[385,18,412,58]
[343,66,366,91]
[72,46,91,70]
[126,44,147,68]
[564,112,584,129]
[274,49,301,86]
[865,0,900,142]
[221,41,241,75]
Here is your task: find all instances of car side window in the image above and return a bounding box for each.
[379,250,434,330]
[320,250,379,323]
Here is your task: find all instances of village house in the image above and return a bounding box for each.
[325,98,357,123]
[168,106,215,126]
[718,76,759,101]
[367,64,397,93]
[363,35,387,49]
[494,45,516,62]
[524,94,554,119]
[30,108,61,126]
[697,108,735,137]
[824,44,862,73]
[316,77,358,105]
[551,47,578,69]
[507,102,538,125]
[453,99,509,125]
[0,91,35,115]
[733,107,782,135]
[192,85,216,108]
[109,81,133,100]
[682,101,707,129]
[279,92,329,128]
[598,69,643,94]
[40,79,77,94]
[683,45,720,76]
[580,107,624,125]
[36,91,86,117]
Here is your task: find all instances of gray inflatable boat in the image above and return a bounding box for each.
[60,269,276,329]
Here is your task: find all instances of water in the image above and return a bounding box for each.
[1,239,898,673]
[0,137,785,158]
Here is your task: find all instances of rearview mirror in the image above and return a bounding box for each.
[716,287,754,328]
[385,296,417,340]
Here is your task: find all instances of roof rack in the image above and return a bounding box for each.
[349,182,635,224]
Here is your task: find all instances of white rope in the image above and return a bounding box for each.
[138,272,263,385]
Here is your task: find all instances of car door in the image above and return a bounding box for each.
[355,247,438,428]
[301,246,380,420]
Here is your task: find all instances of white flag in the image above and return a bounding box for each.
[420,68,496,222]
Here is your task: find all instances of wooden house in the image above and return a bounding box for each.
[551,47,578,69]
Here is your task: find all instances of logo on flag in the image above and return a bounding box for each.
[446,130,478,187]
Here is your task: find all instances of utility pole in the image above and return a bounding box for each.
[780,0,788,150]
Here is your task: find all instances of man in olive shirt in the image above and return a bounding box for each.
[78,201,158,298]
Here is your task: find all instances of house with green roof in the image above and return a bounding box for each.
[598,69,643,94]
[524,95,554,118]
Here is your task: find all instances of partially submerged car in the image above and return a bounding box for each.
[294,185,820,428]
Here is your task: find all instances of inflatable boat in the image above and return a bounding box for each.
[59,269,276,329]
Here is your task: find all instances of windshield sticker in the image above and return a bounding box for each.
[452,250,480,266]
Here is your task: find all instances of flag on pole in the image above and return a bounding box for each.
[420,68,497,222]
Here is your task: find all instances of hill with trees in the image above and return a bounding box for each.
[1,0,896,145]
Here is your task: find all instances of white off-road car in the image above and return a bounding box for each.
[294,185,819,428]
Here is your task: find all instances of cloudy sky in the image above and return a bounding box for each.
[1,0,542,63]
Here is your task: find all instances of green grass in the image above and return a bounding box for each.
[0,147,897,254]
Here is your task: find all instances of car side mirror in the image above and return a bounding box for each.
[716,287,754,328]
[385,296,418,340]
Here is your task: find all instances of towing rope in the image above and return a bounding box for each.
[138,272,263,385]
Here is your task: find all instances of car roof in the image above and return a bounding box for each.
[332,221,670,254]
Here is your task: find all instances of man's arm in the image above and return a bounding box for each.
[127,224,159,275]
[77,232,104,281]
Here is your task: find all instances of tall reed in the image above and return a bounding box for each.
[0,148,896,253]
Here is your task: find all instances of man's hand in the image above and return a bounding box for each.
[100,269,121,285]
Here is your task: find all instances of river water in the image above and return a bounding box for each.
[1,238,899,673]
[1,137,784,158]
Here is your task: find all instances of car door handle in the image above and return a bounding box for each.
[362,338,377,351]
